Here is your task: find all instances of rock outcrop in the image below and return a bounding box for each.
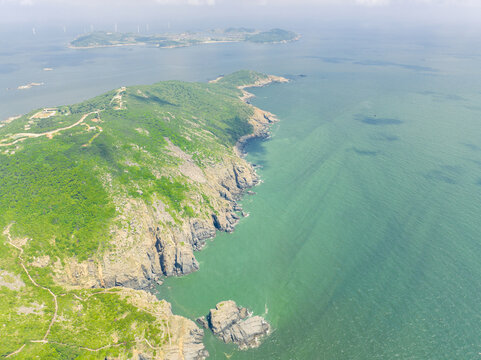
[116,288,209,360]
[197,300,271,350]
[53,75,287,293]
[55,156,260,290]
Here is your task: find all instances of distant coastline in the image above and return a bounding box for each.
[69,28,300,49]
[17,82,44,90]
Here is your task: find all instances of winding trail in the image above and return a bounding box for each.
[0,110,99,147]
[2,224,148,358]
[3,224,58,357]
[4,345,25,359]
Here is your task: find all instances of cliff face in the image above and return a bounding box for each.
[56,156,260,289]
[0,70,286,358]
[55,73,285,292]
[56,71,288,289]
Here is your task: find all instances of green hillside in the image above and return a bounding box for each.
[0,70,272,359]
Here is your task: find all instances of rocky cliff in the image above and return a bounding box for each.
[0,70,286,358]
[197,300,271,350]
[55,74,286,292]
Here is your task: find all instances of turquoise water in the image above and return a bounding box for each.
[161,35,481,358]
[2,24,481,359]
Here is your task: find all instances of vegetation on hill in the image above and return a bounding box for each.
[246,28,298,43]
[0,71,273,358]
[70,28,299,48]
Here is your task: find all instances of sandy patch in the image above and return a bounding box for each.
[17,302,45,315]
[0,269,25,291]
[31,255,50,268]
[30,108,56,120]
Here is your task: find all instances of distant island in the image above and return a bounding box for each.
[17,82,44,90]
[0,71,287,359]
[70,28,300,49]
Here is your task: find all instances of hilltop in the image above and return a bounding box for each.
[0,70,287,359]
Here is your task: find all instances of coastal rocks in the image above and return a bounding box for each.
[197,300,271,350]
[54,75,282,293]
[158,238,199,276]
[162,326,209,360]
[120,288,209,360]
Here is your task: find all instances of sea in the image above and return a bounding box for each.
[1,20,481,359]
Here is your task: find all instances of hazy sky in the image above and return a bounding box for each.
[1,0,480,29]
[2,0,481,6]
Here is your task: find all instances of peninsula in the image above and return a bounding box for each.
[0,70,287,359]
[70,28,299,49]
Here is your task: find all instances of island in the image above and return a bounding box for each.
[17,82,44,90]
[0,70,287,359]
[70,28,300,49]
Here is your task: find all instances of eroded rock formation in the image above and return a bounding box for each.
[197,300,271,350]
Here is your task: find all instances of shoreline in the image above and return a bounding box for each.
[234,75,289,157]
[50,73,290,293]
[69,37,299,50]
[0,72,288,359]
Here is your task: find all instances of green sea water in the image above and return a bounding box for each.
[159,35,481,359]
[2,23,481,359]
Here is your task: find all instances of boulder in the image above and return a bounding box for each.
[199,300,270,350]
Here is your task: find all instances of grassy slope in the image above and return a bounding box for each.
[0,70,269,358]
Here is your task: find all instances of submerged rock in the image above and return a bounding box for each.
[198,300,270,350]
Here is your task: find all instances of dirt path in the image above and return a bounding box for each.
[2,225,127,357]
[4,226,59,333]
[4,344,25,358]
[0,110,99,147]
[3,224,58,356]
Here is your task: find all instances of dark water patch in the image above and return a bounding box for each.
[441,94,466,101]
[303,56,351,64]
[440,165,464,175]
[0,63,19,74]
[354,60,436,72]
[467,159,481,168]
[356,114,403,126]
[475,179,481,186]
[242,135,268,158]
[461,143,481,152]
[419,91,467,102]
[318,57,351,64]
[371,133,400,142]
[424,170,457,184]
[464,105,481,112]
[304,56,436,72]
[352,147,380,156]
[284,74,308,80]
